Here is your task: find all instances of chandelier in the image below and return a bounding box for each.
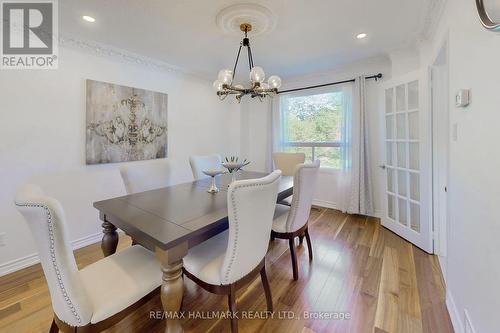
[213,23,282,103]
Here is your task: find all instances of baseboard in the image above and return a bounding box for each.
[437,254,447,284]
[312,199,339,210]
[71,231,103,250]
[312,199,382,218]
[446,288,464,333]
[0,253,40,277]
[0,231,103,277]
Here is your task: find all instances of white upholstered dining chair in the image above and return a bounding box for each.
[120,160,169,194]
[189,154,222,180]
[272,160,320,280]
[272,152,306,206]
[15,184,162,333]
[182,170,281,333]
[272,152,306,176]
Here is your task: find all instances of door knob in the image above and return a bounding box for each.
[379,164,386,169]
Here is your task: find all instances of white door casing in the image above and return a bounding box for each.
[430,40,450,275]
[381,70,433,253]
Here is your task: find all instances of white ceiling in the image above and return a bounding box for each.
[60,0,431,80]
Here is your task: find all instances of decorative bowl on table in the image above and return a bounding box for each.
[202,169,224,193]
[222,156,250,184]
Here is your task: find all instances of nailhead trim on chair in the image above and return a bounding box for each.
[223,177,277,284]
[286,171,302,233]
[15,202,82,325]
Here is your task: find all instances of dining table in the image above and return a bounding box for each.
[93,170,293,333]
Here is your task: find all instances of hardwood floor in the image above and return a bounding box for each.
[0,208,453,333]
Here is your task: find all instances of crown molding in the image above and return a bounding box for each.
[59,34,208,80]
[421,0,448,40]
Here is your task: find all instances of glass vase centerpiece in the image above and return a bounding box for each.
[202,169,225,193]
[222,156,250,184]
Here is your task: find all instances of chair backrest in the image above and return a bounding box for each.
[189,154,222,180]
[286,160,321,232]
[221,170,281,284]
[14,184,92,326]
[273,152,306,176]
[120,160,169,194]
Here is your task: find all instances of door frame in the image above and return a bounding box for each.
[430,38,450,272]
[380,70,433,253]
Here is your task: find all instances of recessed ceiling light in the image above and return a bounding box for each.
[82,15,96,23]
[356,33,367,39]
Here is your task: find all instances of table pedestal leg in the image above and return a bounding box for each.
[101,218,118,257]
[156,243,188,333]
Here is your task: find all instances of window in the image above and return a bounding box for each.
[279,87,350,169]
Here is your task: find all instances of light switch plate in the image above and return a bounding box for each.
[456,89,470,107]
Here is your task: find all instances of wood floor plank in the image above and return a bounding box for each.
[0,209,453,333]
[374,246,400,333]
[413,247,454,333]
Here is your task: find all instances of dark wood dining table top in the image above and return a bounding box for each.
[93,171,293,251]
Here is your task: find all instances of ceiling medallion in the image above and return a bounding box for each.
[213,23,282,103]
[215,3,277,36]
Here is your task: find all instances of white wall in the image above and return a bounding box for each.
[0,45,240,274]
[418,0,500,331]
[239,97,272,172]
[240,56,392,215]
[388,45,420,77]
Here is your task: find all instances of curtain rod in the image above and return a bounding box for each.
[276,73,383,94]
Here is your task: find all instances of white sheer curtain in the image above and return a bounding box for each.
[267,95,284,172]
[337,76,374,215]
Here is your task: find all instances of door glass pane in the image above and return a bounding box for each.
[398,170,407,196]
[387,168,395,193]
[386,115,394,139]
[398,198,407,226]
[384,79,425,246]
[396,113,407,139]
[410,203,420,232]
[397,143,407,168]
[386,142,394,166]
[385,88,393,113]
[408,111,419,140]
[408,80,419,109]
[409,143,419,170]
[396,84,406,112]
[388,194,395,220]
[410,172,420,201]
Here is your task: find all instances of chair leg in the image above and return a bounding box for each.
[49,318,58,333]
[260,264,273,312]
[305,227,313,261]
[298,235,304,245]
[228,284,238,333]
[288,238,299,280]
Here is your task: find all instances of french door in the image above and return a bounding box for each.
[382,71,432,253]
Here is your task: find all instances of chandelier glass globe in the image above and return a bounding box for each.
[214,23,282,102]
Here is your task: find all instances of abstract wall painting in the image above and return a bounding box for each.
[86,80,168,164]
